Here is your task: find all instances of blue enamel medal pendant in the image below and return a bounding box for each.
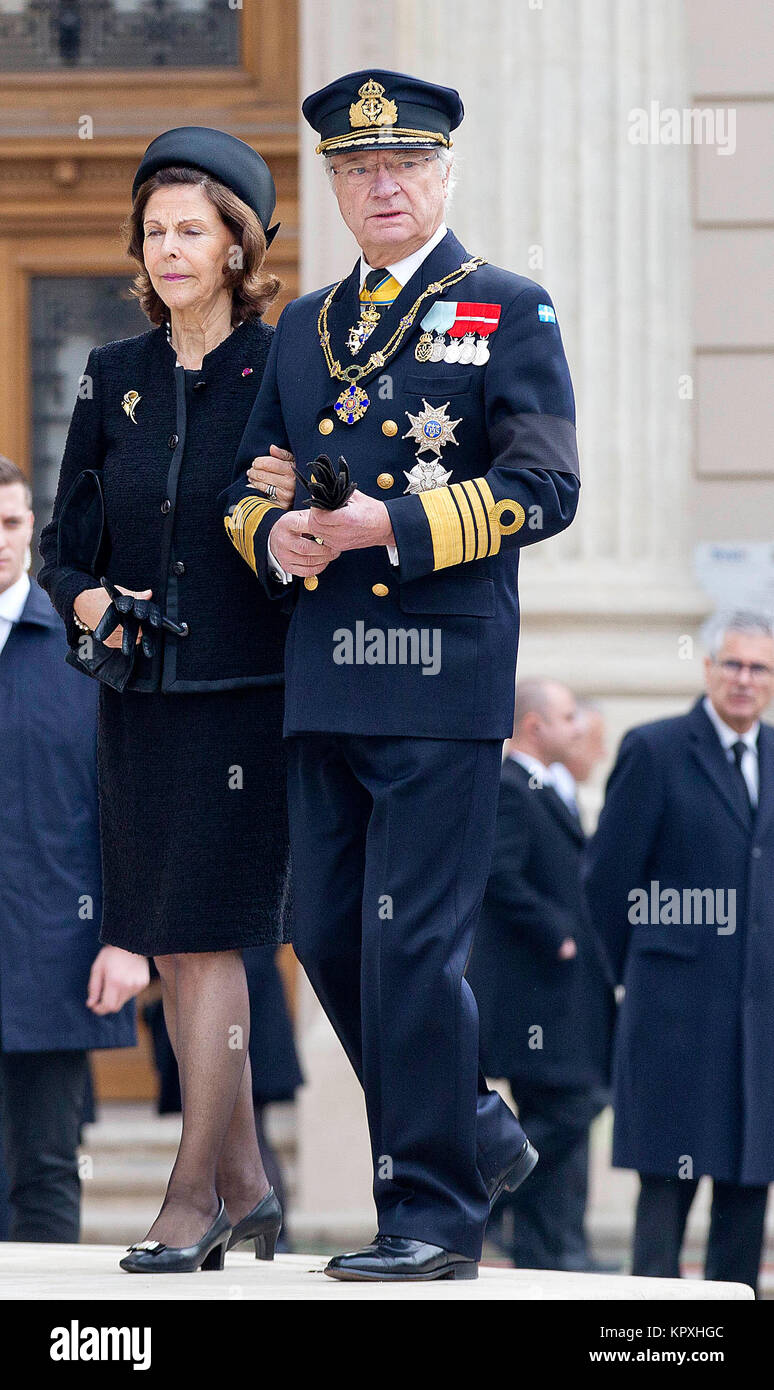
[334,382,370,423]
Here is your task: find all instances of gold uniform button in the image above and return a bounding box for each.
[318,418,334,435]
[376,472,394,490]
[304,575,319,591]
[381,419,398,437]
[372,583,389,598]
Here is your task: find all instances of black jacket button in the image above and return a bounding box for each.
[161,499,171,514]
[172,560,185,575]
[168,433,179,449]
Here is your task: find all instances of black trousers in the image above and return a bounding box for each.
[0,1050,89,1243]
[286,733,527,1261]
[498,1080,607,1268]
[633,1173,769,1295]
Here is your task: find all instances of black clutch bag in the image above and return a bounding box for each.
[56,468,138,691]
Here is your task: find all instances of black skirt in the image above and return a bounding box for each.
[96,684,292,955]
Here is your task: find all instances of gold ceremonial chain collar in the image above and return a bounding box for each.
[317,255,486,387]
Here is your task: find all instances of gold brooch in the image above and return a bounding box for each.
[121,390,141,423]
[349,78,398,130]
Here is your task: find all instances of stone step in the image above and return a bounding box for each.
[79,1100,296,1193]
[0,1244,754,1300]
[84,1101,296,1154]
[80,1155,298,1199]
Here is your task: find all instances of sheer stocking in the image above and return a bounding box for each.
[141,949,269,1247]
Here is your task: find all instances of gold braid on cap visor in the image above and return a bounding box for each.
[316,128,452,154]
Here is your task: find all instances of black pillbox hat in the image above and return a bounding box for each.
[132,126,279,247]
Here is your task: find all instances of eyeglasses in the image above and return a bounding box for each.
[714,659,774,681]
[329,153,441,187]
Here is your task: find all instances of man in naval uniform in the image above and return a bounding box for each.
[221,69,581,1281]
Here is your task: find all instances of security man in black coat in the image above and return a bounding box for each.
[467,678,616,1269]
[0,458,145,1243]
[584,612,774,1295]
[221,70,581,1280]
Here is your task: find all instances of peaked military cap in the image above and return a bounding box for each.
[302,69,464,155]
[132,126,280,247]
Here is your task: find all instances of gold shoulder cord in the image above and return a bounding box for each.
[317,256,486,422]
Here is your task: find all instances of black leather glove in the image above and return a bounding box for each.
[292,454,356,511]
[93,578,187,660]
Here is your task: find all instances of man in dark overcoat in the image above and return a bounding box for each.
[0,458,146,1242]
[583,611,774,1295]
[467,678,616,1270]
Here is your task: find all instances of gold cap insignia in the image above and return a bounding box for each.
[121,389,141,423]
[349,78,398,131]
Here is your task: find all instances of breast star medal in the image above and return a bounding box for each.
[403,458,453,494]
[403,398,462,459]
[121,390,141,423]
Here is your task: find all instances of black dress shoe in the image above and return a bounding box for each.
[119,1199,231,1273]
[226,1187,282,1260]
[487,1139,539,1210]
[324,1236,478,1282]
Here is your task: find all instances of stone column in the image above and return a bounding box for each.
[293,0,708,1238]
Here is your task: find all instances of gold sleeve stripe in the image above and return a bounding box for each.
[449,482,476,562]
[223,495,283,574]
[458,479,491,560]
[419,477,527,570]
[417,486,465,570]
[472,477,500,557]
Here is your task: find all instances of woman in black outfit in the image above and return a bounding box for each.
[39,128,297,1273]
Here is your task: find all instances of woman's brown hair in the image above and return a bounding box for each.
[125,166,280,326]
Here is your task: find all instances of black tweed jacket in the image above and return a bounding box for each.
[39,319,289,692]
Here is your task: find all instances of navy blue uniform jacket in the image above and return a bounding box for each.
[0,581,136,1051]
[583,698,774,1185]
[221,230,580,739]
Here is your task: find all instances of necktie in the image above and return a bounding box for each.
[362,268,388,295]
[360,268,401,307]
[351,270,402,355]
[730,739,754,817]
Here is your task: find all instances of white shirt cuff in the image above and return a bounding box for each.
[267,535,293,584]
[386,544,399,567]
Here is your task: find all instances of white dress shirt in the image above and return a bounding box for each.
[267,223,449,583]
[702,694,760,807]
[0,571,30,657]
[548,760,581,815]
[358,221,448,290]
